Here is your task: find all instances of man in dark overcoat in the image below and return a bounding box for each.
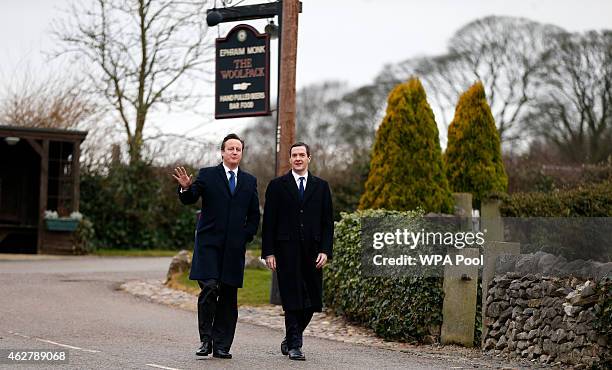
[173,133,260,359]
[262,142,334,361]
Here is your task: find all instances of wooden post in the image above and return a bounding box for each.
[275,0,299,175]
[37,140,49,254]
[271,0,300,305]
[72,141,81,212]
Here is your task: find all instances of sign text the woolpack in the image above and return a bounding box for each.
[215,24,271,119]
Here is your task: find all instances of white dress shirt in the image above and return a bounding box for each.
[291,170,307,190]
[223,163,239,186]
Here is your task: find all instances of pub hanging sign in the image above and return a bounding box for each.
[215,24,271,119]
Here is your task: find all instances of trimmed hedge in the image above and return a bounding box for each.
[499,180,612,217]
[498,181,612,262]
[324,209,444,342]
[504,157,612,194]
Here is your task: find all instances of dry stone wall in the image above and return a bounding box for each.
[483,272,610,367]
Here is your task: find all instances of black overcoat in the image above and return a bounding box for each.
[262,171,334,311]
[178,163,260,288]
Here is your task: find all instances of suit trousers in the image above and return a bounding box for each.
[284,308,314,350]
[197,279,238,351]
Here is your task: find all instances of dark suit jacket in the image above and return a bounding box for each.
[262,171,333,311]
[178,163,260,287]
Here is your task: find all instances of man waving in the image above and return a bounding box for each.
[173,133,260,359]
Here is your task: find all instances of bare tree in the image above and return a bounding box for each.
[1,73,98,129]
[144,128,218,166]
[527,31,612,163]
[0,70,129,171]
[242,81,375,215]
[295,81,348,170]
[242,82,348,188]
[382,16,564,144]
[241,115,276,193]
[243,81,349,177]
[53,0,213,164]
[332,83,386,153]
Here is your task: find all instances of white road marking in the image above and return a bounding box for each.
[9,331,101,353]
[146,364,183,370]
[8,331,31,339]
[10,330,186,370]
[34,338,101,353]
[9,330,187,370]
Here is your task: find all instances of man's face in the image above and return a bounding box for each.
[221,139,243,168]
[290,145,310,173]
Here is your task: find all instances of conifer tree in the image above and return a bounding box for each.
[444,81,508,206]
[359,78,453,213]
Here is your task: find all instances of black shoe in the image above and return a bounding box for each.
[196,341,212,356]
[212,349,232,359]
[281,339,288,356]
[288,348,305,361]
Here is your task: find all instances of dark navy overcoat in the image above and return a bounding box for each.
[178,163,260,287]
[262,171,334,311]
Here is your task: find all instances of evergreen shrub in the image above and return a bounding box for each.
[359,78,453,213]
[444,82,508,207]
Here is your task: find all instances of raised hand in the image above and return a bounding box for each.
[172,166,193,189]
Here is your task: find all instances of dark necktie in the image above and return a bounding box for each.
[229,170,236,194]
[298,177,305,201]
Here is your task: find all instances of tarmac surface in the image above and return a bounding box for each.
[0,255,518,369]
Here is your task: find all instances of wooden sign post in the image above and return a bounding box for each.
[207,0,302,304]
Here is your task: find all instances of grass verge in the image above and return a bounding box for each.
[94,249,180,257]
[168,268,271,306]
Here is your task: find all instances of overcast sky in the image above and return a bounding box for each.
[1,0,611,141]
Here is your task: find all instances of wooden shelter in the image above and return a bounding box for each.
[0,125,88,254]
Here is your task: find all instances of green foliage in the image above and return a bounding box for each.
[74,217,95,254]
[444,82,508,207]
[499,180,612,217]
[330,154,370,219]
[504,154,612,194]
[237,268,272,306]
[359,78,454,213]
[80,161,199,250]
[93,249,179,257]
[175,268,271,306]
[498,182,612,262]
[324,209,444,342]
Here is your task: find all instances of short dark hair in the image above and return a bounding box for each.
[221,133,244,150]
[290,142,310,156]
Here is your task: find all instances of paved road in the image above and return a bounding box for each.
[0,256,509,369]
